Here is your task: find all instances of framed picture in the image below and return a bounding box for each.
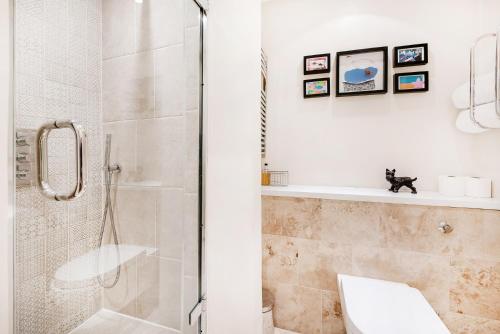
[304,53,331,75]
[393,43,428,67]
[336,47,388,97]
[394,71,429,93]
[304,78,330,98]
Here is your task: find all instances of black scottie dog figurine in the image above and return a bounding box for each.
[386,169,418,194]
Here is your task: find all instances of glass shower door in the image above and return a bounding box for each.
[13,0,204,333]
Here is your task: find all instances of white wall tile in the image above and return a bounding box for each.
[136,118,185,187]
[135,257,182,330]
[103,52,154,122]
[182,275,199,334]
[157,189,184,260]
[183,193,198,277]
[103,121,138,184]
[184,110,200,194]
[102,0,135,59]
[154,45,186,117]
[103,258,138,316]
[135,0,184,52]
[113,186,158,247]
[184,0,201,29]
[184,26,200,111]
[158,258,182,329]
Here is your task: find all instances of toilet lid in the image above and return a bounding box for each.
[339,275,450,334]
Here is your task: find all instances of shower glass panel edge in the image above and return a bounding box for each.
[199,7,208,334]
[6,0,15,332]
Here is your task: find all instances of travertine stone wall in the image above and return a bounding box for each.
[262,196,500,334]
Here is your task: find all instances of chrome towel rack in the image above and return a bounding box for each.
[469,28,500,128]
[36,120,87,201]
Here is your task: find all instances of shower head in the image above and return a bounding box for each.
[104,134,112,169]
[104,134,121,173]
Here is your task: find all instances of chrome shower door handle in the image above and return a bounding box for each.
[36,120,87,201]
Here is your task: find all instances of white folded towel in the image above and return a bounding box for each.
[452,72,496,110]
[456,102,500,133]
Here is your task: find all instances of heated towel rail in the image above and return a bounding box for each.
[469,29,500,128]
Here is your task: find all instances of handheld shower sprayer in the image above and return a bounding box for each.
[96,134,122,289]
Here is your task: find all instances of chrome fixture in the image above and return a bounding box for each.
[36,120,87,201]
[438,222,453,234]
[97,134,122,289]
[15,129,36,187]
[469,28,500,128]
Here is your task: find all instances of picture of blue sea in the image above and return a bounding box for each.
[338,49,386,94]
[344,67,378,84]
[398,74,426,90]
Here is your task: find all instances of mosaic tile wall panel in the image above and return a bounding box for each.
[14,0,103,333]
[262,196,500,334]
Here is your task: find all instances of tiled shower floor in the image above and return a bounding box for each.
[71,309,299,334]
[70,309,177,334]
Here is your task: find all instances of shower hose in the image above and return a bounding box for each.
[97,134,121,289]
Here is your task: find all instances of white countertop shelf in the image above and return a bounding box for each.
[262,185,500,211]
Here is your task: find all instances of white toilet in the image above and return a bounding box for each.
[337,275,451,334]
[262,288,275,334]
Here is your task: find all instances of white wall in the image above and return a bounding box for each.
[205,0,262,333]
[263,0,500,194]
[0,0,13,333]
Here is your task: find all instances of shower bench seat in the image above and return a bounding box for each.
[52,244,157,290]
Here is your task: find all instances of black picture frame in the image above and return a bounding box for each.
[304,53,331,75]
[303,78,330,98]
[393,43,428,68]
[336,46,388,97]
[393,71,429,93]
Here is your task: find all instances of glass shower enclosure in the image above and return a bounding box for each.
[12,0,205,333]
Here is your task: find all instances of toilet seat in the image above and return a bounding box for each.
[337,275,451,334]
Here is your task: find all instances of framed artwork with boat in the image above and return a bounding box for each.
[336,47,388,97]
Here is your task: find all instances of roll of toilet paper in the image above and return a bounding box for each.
[438,176,465,197]
[465,177,492,198]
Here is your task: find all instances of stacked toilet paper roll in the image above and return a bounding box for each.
[438,176,465,197]
[465,177,492,198]
[438,175,492,198]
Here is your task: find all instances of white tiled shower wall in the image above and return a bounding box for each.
[15,0,104,333]
[100,0,201,333]
[14,0,201,333]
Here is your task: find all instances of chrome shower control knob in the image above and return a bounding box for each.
[438,222,453,234]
